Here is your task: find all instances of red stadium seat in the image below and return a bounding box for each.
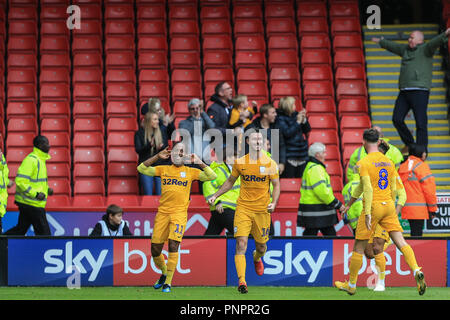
[233,19,264,36]
[298,17,328,35]
[334,48,365,68]
[140,69,169,84]
[341,129,365,150]
[104,4,134,20]
[106,101,137,119]
[47,147,70,164]
[297,2,327,17]
[303,81,334,100]
[338,98,369,118]
[40,53,71,70]
[73,52,103,68]
[6,132,34,149]
[107,118,138,133]
[72,36,103,54]
[106,195,140,208]
[72,68,102,84]
[40,21,69,38]
[203,68,234,85]
[172,82,202,102]
[270,81,301,101]
[47,163,71,179]
[105,52,136,69]
[325,160,343,178]
[40,5,69,20]
[169,3,198,20]
[308,130,339,146]
[330,18,361,36]
[74,117,104,133]
[47,179,71,196]
[340,115,371,131]
[74,179,105,196]
[237,67,267,82]
[74,148,105,164]
[336,80,367,101]
[137,20,167,36]
[170,51,201,69]
[73,83,103,101]
[138,35,167,52]
[308,114,338,131]
[330,176,343,193]
[302,66,333,82]
[7,118,38,134]
[106,132,135,151]
[72,195,105,208]
[280,178,301,193]
[46,195,71,209]
[305,99,336,115]
[41,118,70,133]
[7,83,37,102]
[108,162,138,179]
[8,20,37,37]
[235,51,266,69]
[233,4,262,19]
[270,67,300,82]
[108,147,138,164]
[238,82,268,100]
[73,100,104,119]
[201,19,231,35]
[324,144,341,162]
[78,4,102,20]
[335,66,366,82]
[300,33,330,49]
[171,69,202,84]
[40,36,69,53]
[301,49,332,69]
[6,148,32,164]
[138,51,168,69]
[266,18,296,37]
[7,52,37,70]
[137,4,166,20]
[106,83,136,102]
[139,82,170,103]
[105,36,135,53]
[329,3,360,18]
[203,51,233,69]
[202,35,233,53]
[7,68,36,84]
[8,35,37,53]
[265,3,294,19]
[107,178,139,195]
[73,20,102,36]
[200,5,229,20]
[44,132,70,149]
[74,163,105,180]
[40,68,70,84]
[170,36,200,52]
[333,35,363,50]
[169,20,199,37]
[235,35,265,51]
[73,132,104,149]
[9,6,38,20]
[268,34,298,50]
[105,20,135,36]
[268,49,298,69]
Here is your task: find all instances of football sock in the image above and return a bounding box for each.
[374,253,386,280]
[349,251,363,286]
[153,254,167,275]
[400,244,419,273]
[235,254,246,283]
[253,247,267,262]
[165,251,179,286]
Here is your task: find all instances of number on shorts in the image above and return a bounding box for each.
[261,227,270,238]
[378,168,388,190]
[174,224,184,235]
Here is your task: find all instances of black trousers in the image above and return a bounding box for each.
[281,160,307,178]
[303,226,336,236]
[204,208,235,236]
[4,202,50,236]
[408,219,424,237]
[392,90,430,149]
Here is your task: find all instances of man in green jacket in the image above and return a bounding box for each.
[373,28,450,152]
[203,148,240,235]
[4,136,53,236]
[0,151,14,234]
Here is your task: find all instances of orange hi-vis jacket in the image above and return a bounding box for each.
[398,155,437,219]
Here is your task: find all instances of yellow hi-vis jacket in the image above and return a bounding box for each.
[15,147,51,208]
[203,161,240,211]
[0,154,10,217]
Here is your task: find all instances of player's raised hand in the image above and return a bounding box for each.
[190,153,203,165]
[267,202,276,213]
[158,147,171,160]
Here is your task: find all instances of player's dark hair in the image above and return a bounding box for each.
[363,128,379,143]
[409,143,427,158]
[378,139,390,154]
[106,204,123,217]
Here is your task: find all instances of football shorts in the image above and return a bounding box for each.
[152,211,187,244]
[356,201,403,240]
[234,206,271,244]
[368,224,390,243]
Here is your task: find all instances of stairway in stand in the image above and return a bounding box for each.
[363,24,450,193]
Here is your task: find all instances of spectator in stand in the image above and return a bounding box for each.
[90,204,132,236]
[399,143,438,236]
[178,98,216,160]
[298,142,345,236]
[0,149,14,234]
[135,111,168,195]
[229,94,257,155]
[276,97,311,178]
[245,104,286,175]
[141,97,175,140]
[207,82,233,136]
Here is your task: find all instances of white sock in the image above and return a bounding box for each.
[413,268,421,277]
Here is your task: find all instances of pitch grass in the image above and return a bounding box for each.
[0,286,449,300]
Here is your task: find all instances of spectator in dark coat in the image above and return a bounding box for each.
[134,112,168,195]
[277,96,311,178]
[141,97,175,140]
[245,104,286,174]
[206,82,233,136]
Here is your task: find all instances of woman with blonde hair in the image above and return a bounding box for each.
[135,111,168,195]
[276,96,311,178]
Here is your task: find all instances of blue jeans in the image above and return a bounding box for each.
[140,174,161,195]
